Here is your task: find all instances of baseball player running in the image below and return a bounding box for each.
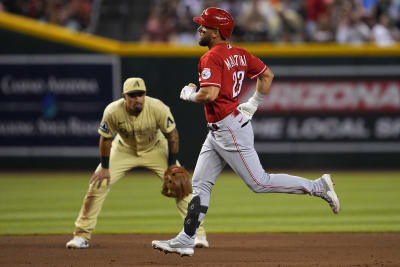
[152,7,340,257]
[66,78,208,249]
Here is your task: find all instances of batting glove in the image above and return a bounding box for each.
[238,102,258,120]
[238,90,265,120]
[180,84,197,102]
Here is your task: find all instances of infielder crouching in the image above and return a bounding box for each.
[66,78,208,249]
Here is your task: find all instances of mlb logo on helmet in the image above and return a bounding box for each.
[123,77,146,94]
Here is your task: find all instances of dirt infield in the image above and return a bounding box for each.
[1,233,399,266]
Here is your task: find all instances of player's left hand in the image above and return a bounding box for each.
[161,165,192,199]
[180,83,197,101]
[238,101,258,120]
[90,168,111,189]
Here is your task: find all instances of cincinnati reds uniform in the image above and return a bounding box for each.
[152,7,339,257]
[69,96,206,243]
[189,42,325,224]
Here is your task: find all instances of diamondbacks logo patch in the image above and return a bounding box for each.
[99,121,109,134]
[201,68,211,80]
[166,117,174,128]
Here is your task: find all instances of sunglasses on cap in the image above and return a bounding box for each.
[126,91,145,98]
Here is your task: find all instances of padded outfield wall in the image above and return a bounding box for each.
[0,12,399,170]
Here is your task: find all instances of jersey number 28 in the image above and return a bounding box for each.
[232,70,245,98]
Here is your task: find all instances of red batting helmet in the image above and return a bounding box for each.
[193,7,234,40]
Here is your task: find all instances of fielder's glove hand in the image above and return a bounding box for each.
[161,165,192,200]
[180,83,197,102]
[238,102,258,120]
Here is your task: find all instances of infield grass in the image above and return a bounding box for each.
[0,171,399,235]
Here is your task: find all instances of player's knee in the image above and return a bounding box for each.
[246,173,272,193]
[247,182,267,193]
[184,195,208,237]
[253,186,265,193]
[88,182,109,194]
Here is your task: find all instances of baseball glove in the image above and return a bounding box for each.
[162,165,192,199]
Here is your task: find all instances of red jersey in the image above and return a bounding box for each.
[198,43,267,123]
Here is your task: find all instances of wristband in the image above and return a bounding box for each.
[101,156,109,169]
[168,153,178,166]
[188,92,198,102]
[248,90,265,106]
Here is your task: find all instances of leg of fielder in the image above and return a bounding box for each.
[71,139,132,243]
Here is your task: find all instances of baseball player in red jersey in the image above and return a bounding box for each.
[152,7,340,257]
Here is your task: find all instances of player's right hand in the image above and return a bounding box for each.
[180,84,197,101]
[90,168,111,189]
[238,101,258,120]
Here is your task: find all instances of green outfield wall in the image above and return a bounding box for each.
[1,12,400,170]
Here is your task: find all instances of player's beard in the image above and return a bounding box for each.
[127,103,143,115]
[132,103,143,114]
[199,35,211,46]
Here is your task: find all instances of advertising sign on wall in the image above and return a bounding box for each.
[242,65,400,153]
[0,55,120,157]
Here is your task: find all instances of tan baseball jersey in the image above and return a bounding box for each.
[98,96,176,155]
